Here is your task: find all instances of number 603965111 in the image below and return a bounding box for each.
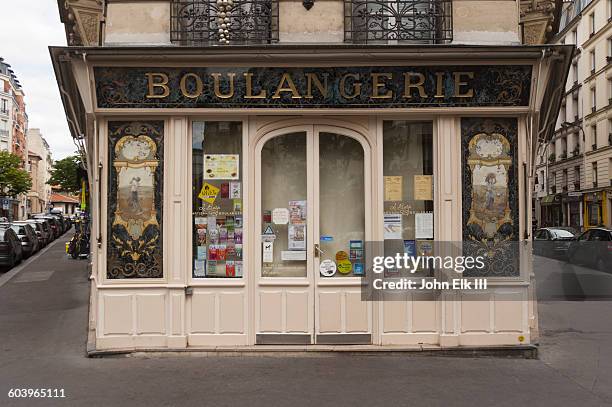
[7,388,66,398]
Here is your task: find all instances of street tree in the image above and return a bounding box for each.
[0,151,32,197]
[48,155,82,193]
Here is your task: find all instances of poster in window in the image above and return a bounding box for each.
[414,175,433,201]
[203,154,239,180]
[384,176,403,201]
[288,224,306,250]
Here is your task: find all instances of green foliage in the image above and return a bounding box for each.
[48,155,82,193]
[0,151,32,197]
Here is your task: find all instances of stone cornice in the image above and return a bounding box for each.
[57,0,104,46]
[520,0,562,44]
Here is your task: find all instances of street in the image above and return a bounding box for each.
[0,238,609,406]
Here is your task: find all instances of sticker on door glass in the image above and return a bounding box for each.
[272,208,289,225]
[353,263,364,276]
[262,241,274,263]
[198,182,220,204]
[319,259,337,277]
[337,259,352,274]
[349,240,364,260]
[335,250,349,262]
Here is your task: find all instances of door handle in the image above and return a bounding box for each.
[314,243,324,258]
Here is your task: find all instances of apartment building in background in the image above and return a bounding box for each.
[26,128,53,215]
[535,0,612,230]
[0,56,29,220]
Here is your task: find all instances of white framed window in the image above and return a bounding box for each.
[590,13,596,35]
[590,50,596,72]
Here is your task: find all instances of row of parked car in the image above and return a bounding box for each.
[0,212,73,270]
[533,226,612,272]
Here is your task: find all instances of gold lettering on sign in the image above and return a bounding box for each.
[272,73,302,99]
[434,72,445,98]
[454,72,474,98]
[243,73,266,98]
[179,73,203,99]
[339,74,361,99]
[305,73,328,99]
[403,72,427,99]
[371,73,393,99]
[211,73,236,99]
[145,73,170,99]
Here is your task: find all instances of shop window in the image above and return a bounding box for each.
[192,121,244,278]
[260,132,308,277]
[382,121,433,276]
[588,203,601,225]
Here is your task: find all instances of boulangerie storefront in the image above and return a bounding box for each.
[51,45,571,351]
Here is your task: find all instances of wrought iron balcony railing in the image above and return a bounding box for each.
[170,0,279,45]
[344,0,452,44]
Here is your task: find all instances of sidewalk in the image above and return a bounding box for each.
[0,240,610,406]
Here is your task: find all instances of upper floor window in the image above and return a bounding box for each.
[572,29,578,45]
[344,0,452,44]
[170,0,279,45]
[590,13,596,35]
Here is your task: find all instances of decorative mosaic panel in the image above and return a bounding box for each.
[107,121,164,279]
[461,118,519,277]
[94,65,532,109]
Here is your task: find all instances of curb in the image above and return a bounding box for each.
[87,345,538,359]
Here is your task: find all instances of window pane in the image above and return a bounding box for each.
[261,133,307,277]
[319,133,365,277]
[192,121,243,278]
[383,121,434,276]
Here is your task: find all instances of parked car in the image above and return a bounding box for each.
[533,228,576,258]
[0,226,23,269]
[32,215,61,239]
[25,219,52,246]
[567,227,612,272]
[9,222,40,257]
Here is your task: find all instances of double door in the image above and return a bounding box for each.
[255,124,372,344]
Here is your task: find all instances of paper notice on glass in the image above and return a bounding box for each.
[415,212,434,239]
[384,176,403,201]
[288,224,306,250]
[272,208,289,225]
[262,241,274,263]
[288,200,307,224]
[383,213,403,239]
[281,250,306,261]
[414,175,433,201]
[204,154,239,180]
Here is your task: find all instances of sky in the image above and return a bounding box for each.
[0,1,73,160]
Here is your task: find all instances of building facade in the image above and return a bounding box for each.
[52,0,570,352]
[0,57,29,220]
[50,192,79,215]
[26,128,53,215]
[534,0,612,230]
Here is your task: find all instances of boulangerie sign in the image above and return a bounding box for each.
[94,65,532,109]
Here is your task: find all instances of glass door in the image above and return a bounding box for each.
[255,124,371,345]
